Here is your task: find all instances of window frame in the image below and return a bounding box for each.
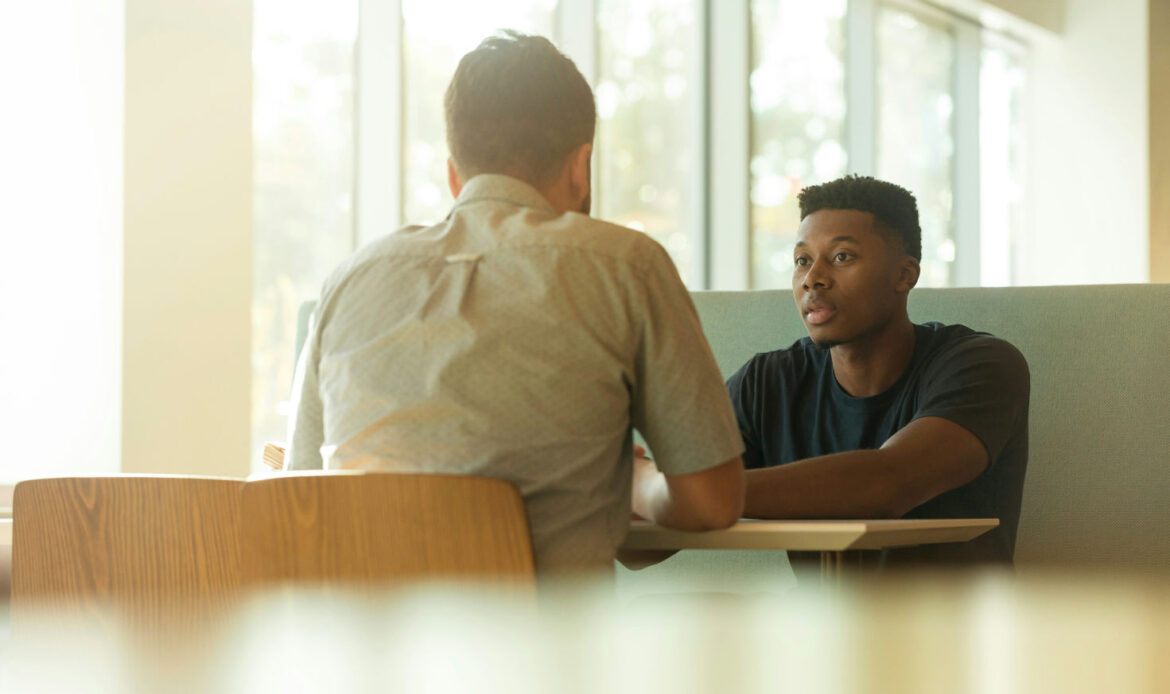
[352,0,1026,290]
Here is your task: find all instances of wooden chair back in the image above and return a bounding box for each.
[240,471,535,588]
[11,475,244,631]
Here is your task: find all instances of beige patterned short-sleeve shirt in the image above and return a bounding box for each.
[286,174,743,571]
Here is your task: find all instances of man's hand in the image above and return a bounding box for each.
[630,444,655,521]
[622,443,680,568]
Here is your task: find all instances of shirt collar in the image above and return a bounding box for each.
[452,174,557,216]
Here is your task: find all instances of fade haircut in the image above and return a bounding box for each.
[797,175,922,261]
[444,31,596,187]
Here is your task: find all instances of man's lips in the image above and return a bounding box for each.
[802,301,836,326]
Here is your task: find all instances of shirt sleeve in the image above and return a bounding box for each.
[628,245,745,475]
[725,358,767,470]
[914,334,1030,469]
[284,308,326,470]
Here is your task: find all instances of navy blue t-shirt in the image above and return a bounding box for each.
[726,322,1029,565]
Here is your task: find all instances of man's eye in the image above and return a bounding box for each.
[834,252,850,262]
[794,257,809,267]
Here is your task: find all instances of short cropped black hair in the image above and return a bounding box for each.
[798,175,922,261]
[444,31,596,186]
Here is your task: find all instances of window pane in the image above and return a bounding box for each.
[596,0,698,285]
[749,0,847,289]
[980,40,1026,287]
[402,0,557,226]
[876,7,956,287]
[252,0,358,469]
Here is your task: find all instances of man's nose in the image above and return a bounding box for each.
[802,259,831,290]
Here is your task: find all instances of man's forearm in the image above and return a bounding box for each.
[743,416,990,519]
[743,449,912,519]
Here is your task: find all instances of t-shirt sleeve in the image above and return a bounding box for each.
[725,358,767,470]
[628,246,745,476]
[914,335,1030,468]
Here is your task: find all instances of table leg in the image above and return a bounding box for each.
[820,550,843,584]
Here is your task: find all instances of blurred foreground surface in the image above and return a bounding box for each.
[2,569,1168,694]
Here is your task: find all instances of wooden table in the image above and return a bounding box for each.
[621,518,999,580]
[0,517,998,579]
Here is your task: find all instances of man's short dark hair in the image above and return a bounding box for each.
[798,175,922,261]
[444,31,596,187]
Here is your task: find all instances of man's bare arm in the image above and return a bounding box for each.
[743,416,988,519]
[633,456,745,530]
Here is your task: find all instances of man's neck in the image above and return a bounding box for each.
[829,318,917,397]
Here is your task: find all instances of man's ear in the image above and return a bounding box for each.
[447,158,464,198]
[897,257,921,293]
[566,143,592,204]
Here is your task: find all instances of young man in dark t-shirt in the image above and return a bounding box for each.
[726,175,1029,567]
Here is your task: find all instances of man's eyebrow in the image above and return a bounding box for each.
[794,235,860,249]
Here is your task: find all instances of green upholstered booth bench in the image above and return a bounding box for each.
[298,284,1170,588]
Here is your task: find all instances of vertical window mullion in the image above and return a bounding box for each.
[557,0,598,84]
[557,0,599,209]
[692,0,710,289]
[846,0,877,175]
[953,20,981,286]
[708,0,750,290]
[355,0,404,245]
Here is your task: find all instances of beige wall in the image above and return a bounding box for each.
[1020,0,1150,285]
[933,0,1066,33]
[1152,0,1170,283]
[123,0,252,476]
[981,0,1065,32]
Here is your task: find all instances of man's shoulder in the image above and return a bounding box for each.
[736,337,823,381]
[919,322,1022,352]
[310,223,436,309]
[916,322,1029,376]
[529,212,674,268]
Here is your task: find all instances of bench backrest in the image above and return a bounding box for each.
[692,284,1170,569]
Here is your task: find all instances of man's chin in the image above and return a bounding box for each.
[805,325,840,350]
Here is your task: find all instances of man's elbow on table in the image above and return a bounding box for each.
[641,456,745,531]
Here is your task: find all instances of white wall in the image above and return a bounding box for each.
[122,0,252,476]
[0,2,124,481]
[1020,0,1149,285]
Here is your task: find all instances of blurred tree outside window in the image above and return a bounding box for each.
[875,6,956,288]
[596,0,699,285]
[252,0,358,469]
[749,0,847,289]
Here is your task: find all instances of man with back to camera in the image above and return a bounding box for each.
[726,175,1029,568]
[283,31,745,576]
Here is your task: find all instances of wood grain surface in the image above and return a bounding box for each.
[241,471,535,589]
[11,476,244,631]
